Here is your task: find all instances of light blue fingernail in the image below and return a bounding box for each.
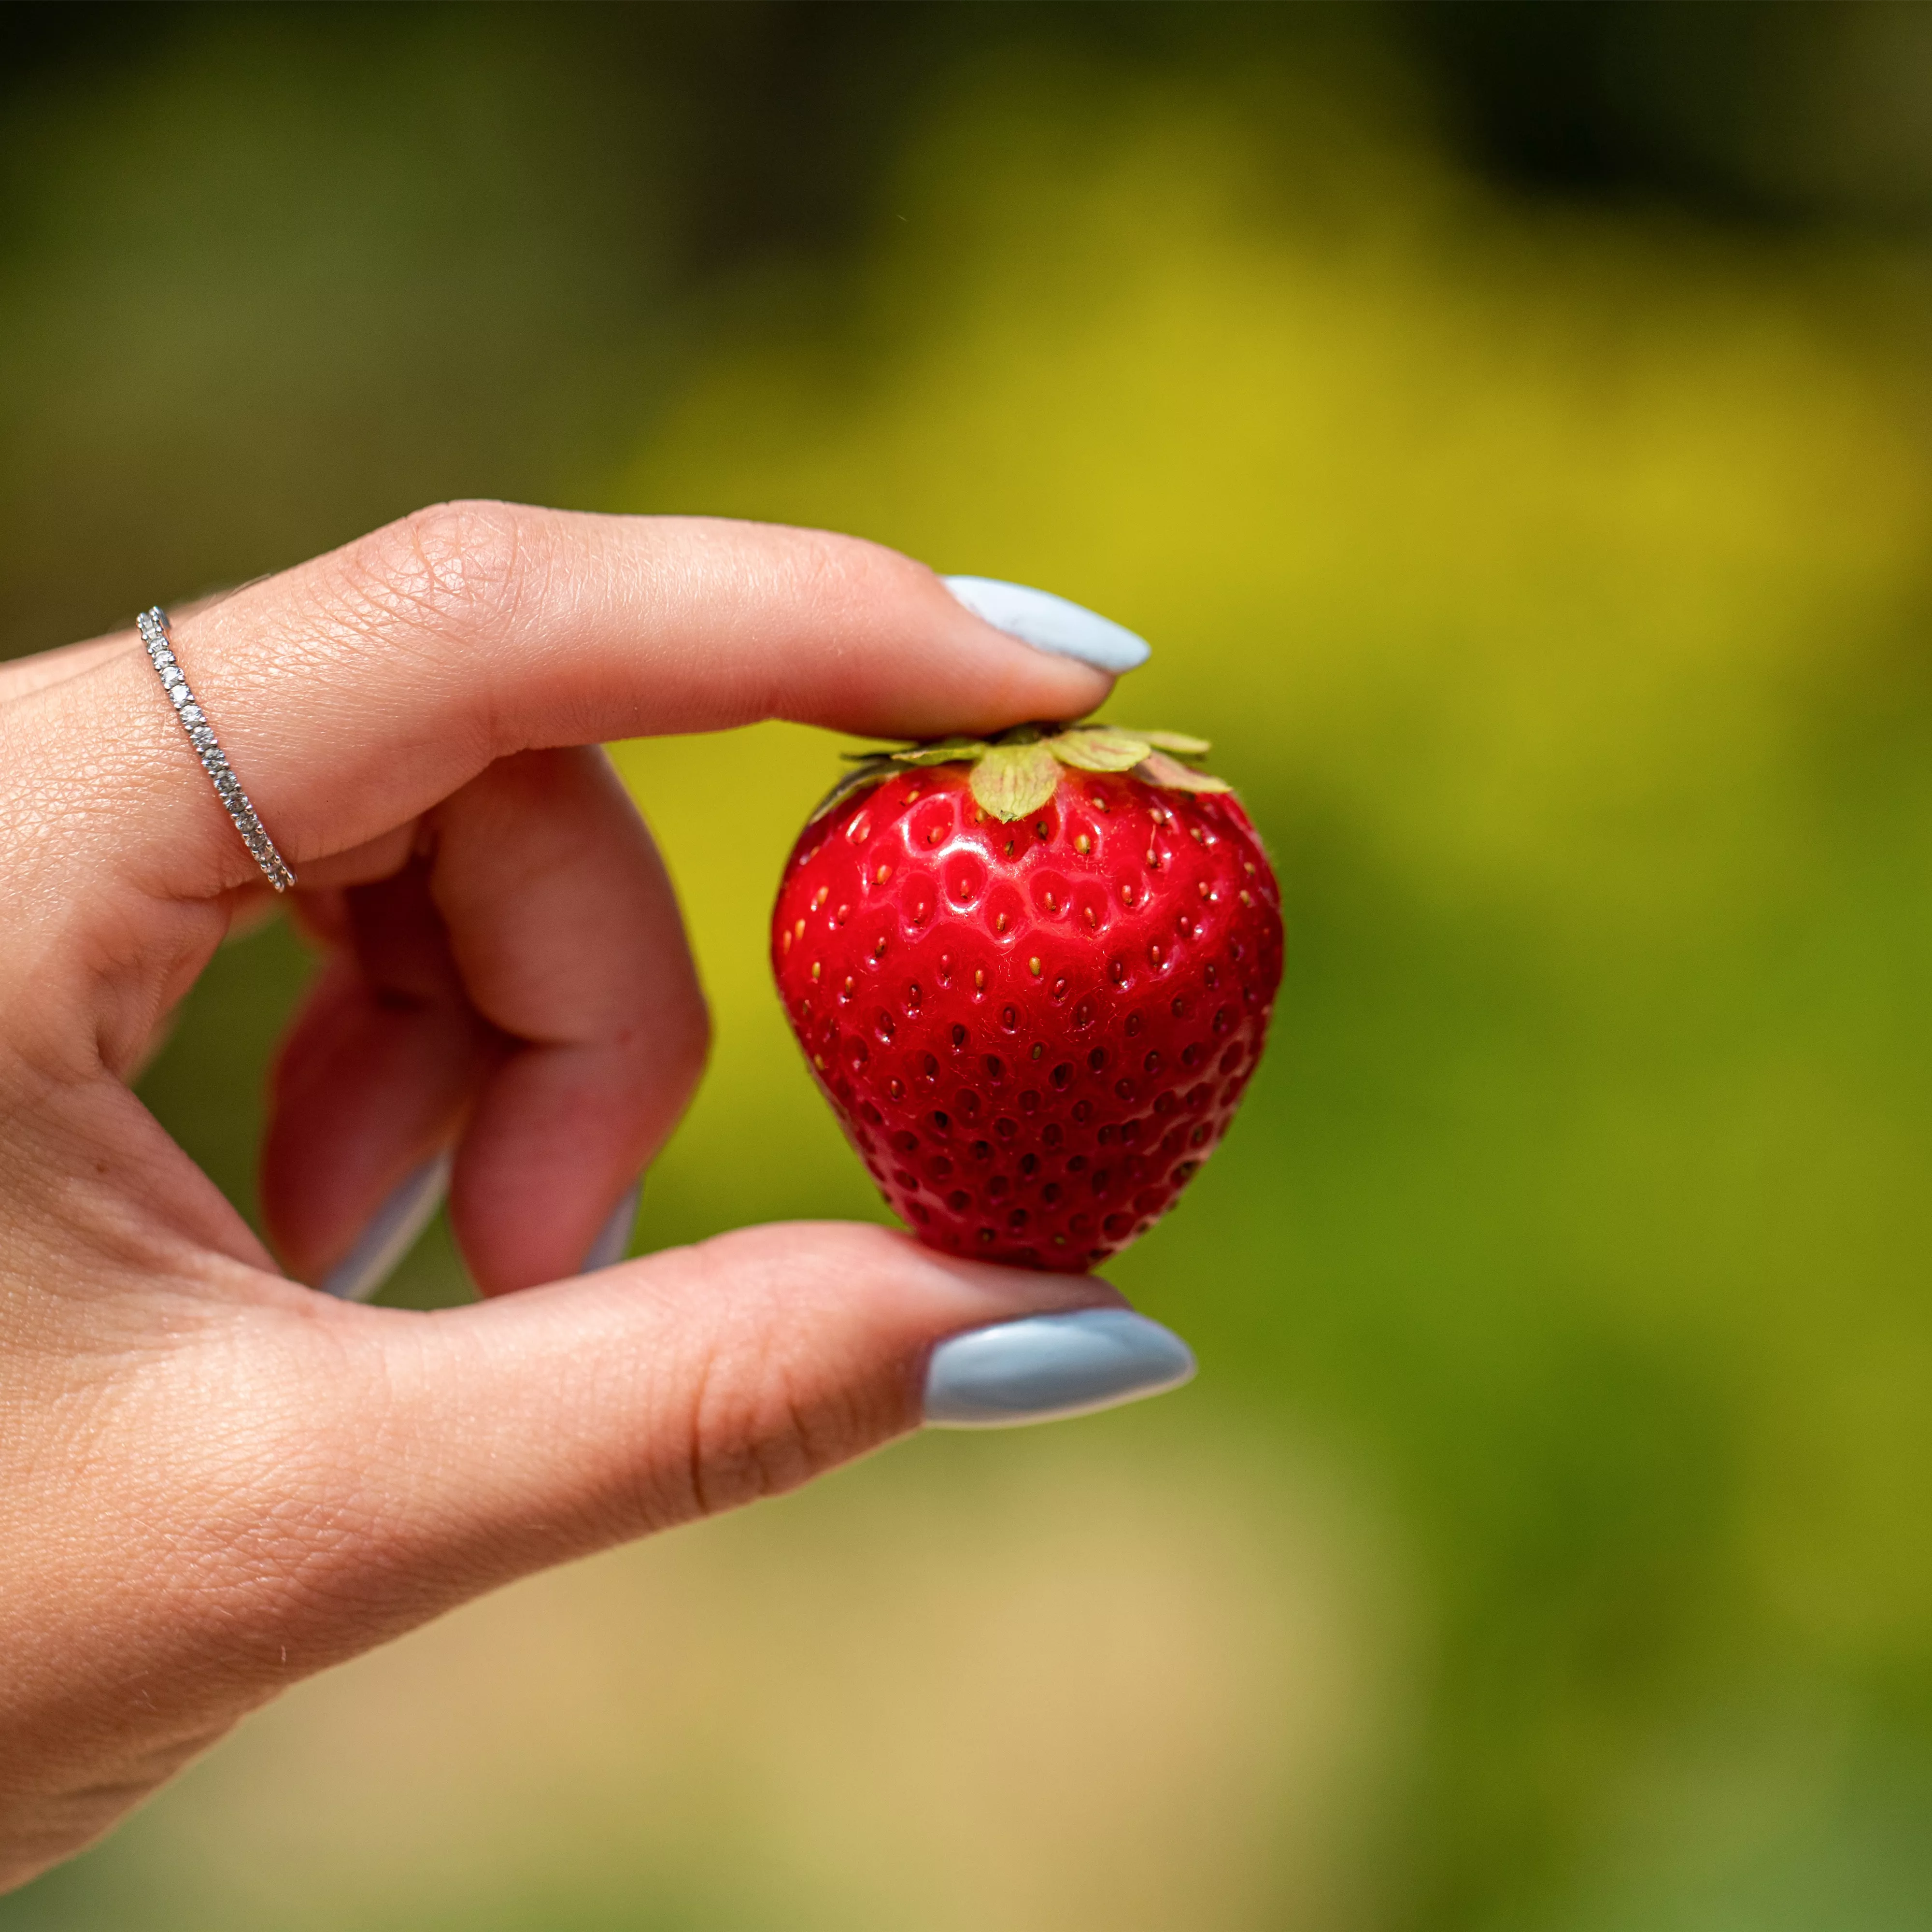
[923,1307,1194,1428]
[941,576,1151,675]
[580,1179,643,1274]
[317,1150,452,1302]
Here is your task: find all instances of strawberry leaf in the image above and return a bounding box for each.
[1048,727,1152,772]
[1117,728,1212,756]
[807,760,895,823]
[1135,750,1233,794]
[891,737,991,767]
[970,739,1064,820]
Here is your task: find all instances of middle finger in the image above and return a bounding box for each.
[263,746,706,1296]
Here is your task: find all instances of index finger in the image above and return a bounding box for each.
[15,506,1125,915]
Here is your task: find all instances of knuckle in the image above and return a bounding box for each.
[672,992,714,1086]
[333,499,536,644]
[670,1282,862,1522]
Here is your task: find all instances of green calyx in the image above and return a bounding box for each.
[810,722,1232,824]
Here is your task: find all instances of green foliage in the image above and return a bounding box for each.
[618,65,1932,1927]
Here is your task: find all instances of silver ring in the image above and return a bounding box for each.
[136,607,297,894]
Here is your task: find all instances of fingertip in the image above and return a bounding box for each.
[939,576,1152,676]
[578,1179,643,1275]
[316,1151,451,1302]
[923,1307,1194,1428]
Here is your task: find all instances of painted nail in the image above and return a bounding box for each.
[941,576,1151,675]
[579,1179,643,1274]
[317,1150,452,1303]
[923,1307,1195,1428]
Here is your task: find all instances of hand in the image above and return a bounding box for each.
[0,506,1192,1890]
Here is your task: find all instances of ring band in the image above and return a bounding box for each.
[136,607,297,893]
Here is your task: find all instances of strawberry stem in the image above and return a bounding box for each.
[811,723,1231,824]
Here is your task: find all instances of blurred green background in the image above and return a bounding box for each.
[8,3,1932,1927]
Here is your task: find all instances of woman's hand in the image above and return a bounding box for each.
[0,506,1186,1890]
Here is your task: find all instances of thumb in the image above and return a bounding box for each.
[218,1224,1186,1668]
[1,1222,1192,1884]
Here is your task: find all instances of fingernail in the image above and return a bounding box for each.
[579,1179,642,1274]
[317,1150,452,1303]
[923,1307,1194,1428]
[941,576,1151,675]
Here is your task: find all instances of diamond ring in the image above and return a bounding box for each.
[136,607,297,893]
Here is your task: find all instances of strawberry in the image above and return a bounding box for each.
[770,724,1283,1270]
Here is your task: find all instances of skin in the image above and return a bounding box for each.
[0,504,1123,1892]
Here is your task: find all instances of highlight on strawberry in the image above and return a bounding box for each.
[770,723,1283,1269]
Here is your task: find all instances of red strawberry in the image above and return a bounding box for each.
[770,724,1283,1270]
